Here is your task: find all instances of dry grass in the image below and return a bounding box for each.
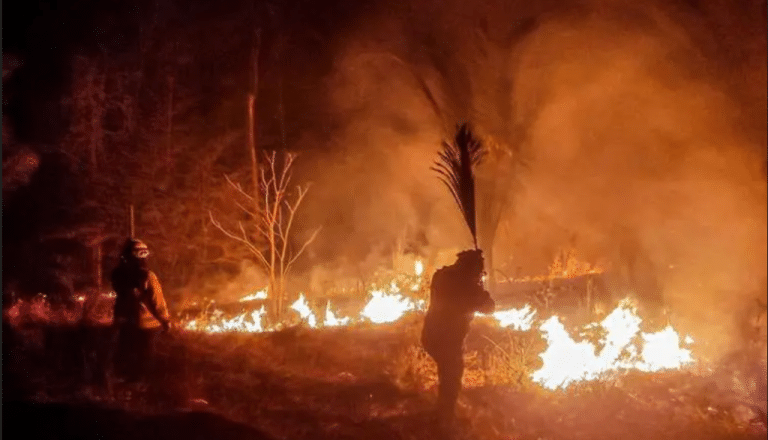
[3,317,766,440]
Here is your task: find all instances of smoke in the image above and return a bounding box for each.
[288,0,765,356]
[507,5,766,355]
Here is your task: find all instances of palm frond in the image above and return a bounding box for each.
[431,123,486,248]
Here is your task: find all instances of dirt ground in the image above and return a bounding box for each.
[3,319,766,440]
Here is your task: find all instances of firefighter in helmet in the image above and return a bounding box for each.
[111,238,171,381]
[421,249,495,422]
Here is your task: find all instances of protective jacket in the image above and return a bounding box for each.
[111,264,170,329]
[422,264,495,356]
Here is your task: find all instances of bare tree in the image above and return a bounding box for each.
[210,151,319,321]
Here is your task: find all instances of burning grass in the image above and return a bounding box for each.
[4,311,766,440]
[4,256,765,439]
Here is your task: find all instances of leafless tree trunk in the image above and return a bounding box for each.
[210,152,320,322]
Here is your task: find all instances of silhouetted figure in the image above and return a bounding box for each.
[421,249,495,423]
[111,239,171,382]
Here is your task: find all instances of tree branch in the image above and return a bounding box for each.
[287,226,321,270]
[208,211,269,268]
[225,174,255,202]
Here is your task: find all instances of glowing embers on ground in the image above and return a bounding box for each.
[531,299,694,390]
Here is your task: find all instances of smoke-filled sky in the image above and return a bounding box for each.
[5,0,765,350]
[289,0,766,351]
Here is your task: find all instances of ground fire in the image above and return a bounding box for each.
[177,257,697,390]
[4,247,765,439]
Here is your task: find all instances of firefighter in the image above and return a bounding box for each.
[111,238,171,382]
[421,249,495,422]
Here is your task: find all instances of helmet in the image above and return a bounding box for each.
[121,239,150,260]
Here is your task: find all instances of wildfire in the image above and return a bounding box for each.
[360,289,423,324]
[185,306,267,333]
[178,257,695,388]
[290,293,317,328]
[414,260,424,276]
[180,292,694,390]
[489,304,537,331]
[6,251,698,392]
[531,299,694,389]
[323,301,351,327]
[240,289,268,302]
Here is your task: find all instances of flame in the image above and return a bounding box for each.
[360,290,421,324]
[185,306,267,333]
[323,301,351,327]
[637,326,694,372]
[531,299,694,389]
[167,251,695,390]
[240,288,268,302]
[491,304,537,331]
[414,260,424,276]
[290,293,317,328]
[547,248,602,279]
[8,249,698,393]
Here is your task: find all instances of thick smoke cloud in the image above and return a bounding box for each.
[508,6,766,355]
[290,0,765,355]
